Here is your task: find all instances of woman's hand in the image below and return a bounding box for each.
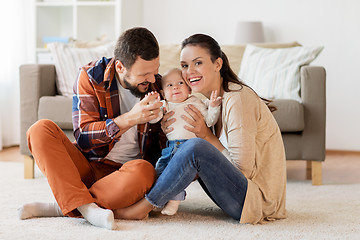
[161,108,176,134]
[182,104,213,139]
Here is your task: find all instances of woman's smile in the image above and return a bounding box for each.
[188,76,202,85]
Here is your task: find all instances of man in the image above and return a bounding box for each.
[19,27,166,230]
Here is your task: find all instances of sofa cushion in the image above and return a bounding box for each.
[239,45,323,101]
[48,42,114,97]
[38,96,73,130]
[37,95,303,132]
[271,99,304,132]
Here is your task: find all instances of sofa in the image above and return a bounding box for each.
[20,42,326,185]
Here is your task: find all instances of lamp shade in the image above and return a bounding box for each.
[235,21,265,44]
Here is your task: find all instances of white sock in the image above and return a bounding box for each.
[161,200,180,216]
[18,202,63,220]
[77,203,116,230]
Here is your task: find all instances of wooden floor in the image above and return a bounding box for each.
[0,146,359,184]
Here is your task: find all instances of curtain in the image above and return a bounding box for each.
[0,1,29,150]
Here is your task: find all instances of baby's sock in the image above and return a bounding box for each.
[77,203,116,230]
[161,200,180,215]
[18,202,63,220]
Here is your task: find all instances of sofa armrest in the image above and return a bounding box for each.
[300,65,326,161]
[19,64,57,155]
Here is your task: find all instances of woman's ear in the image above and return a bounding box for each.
[115,60,125,73]
[160,90,165,98]
[215,57,223,72]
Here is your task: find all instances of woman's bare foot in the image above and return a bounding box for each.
[113,198,154,220]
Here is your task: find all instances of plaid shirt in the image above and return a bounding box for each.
[72,57,165,164]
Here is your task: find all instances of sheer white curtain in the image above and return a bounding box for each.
[0,1,29,150]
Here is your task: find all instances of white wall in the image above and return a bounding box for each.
[142,0,360,151]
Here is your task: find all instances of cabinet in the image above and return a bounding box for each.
[33,0,142,63]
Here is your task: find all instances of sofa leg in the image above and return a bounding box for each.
[306,161,312,180]
[24,155,35,179]
[311,161,322,186]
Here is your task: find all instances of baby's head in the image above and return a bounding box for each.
[161,68,191,103]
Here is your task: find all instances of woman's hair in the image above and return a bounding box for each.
[181,34,276,111]
[114,27,159,69]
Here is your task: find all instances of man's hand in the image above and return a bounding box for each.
[127,91,162,125]
[113,92,162,135]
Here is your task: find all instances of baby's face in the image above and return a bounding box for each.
[162,71,191,103]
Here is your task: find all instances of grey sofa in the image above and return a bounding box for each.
[20,43,326,185]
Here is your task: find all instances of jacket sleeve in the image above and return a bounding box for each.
[72,67,120,152]
[222,92,259,178]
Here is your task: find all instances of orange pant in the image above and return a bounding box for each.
[27,119,156,217]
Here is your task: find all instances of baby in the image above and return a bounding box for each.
[148,68,222,215]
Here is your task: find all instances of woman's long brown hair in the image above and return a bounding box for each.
[181,34,276,112]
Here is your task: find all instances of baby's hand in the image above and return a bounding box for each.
[209,90,223,108]
[146,91,161,105]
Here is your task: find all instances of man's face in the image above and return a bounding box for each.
[116,56,160,98]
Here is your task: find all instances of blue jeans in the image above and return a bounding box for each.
[146,138,248,221]
[155,139,188,201]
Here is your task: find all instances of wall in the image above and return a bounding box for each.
[142,0,360,151]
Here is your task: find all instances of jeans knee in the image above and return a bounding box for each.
[182,138,212,155]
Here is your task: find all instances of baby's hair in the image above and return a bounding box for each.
[161,68,188,87]
[162,68,182,81]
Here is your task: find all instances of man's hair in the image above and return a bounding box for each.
[114,27,159,69]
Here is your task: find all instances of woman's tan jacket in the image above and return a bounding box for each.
[221,83,287,224]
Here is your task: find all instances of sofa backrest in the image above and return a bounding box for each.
[159,41,301,75]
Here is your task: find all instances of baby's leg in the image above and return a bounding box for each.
[161,190,186,215]
[161,200,181,215]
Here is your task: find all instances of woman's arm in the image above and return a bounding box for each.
[223,92,259,177]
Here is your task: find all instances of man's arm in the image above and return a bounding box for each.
[72,68,163,152]
[72,67,120,152]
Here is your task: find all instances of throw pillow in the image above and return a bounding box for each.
[159,44,181,75]
[238,44,323,101]
[48,42,115,96]
[222,41,301,74]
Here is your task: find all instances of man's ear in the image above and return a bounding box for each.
[115,60,126,73]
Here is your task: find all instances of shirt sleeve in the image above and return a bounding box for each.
[72,67,120,152]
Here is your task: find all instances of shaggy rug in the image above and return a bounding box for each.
[0,162,359,240]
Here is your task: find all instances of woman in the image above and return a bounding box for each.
[114,34,287,224]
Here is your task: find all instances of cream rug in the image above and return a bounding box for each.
[0,161,359,240]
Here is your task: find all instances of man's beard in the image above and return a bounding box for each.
[123,77,149,98]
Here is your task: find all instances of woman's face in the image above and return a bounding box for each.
[180,45,222,98]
